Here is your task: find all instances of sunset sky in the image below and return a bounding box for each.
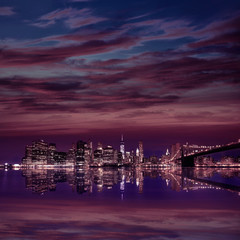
[0,0,240,160]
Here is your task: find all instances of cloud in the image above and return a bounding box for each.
[30,20,56,28]
[1,9,240,134]
[65,15,106,29]
[0,36,139,67]
[189,31,240,49]
[0,7,15,16]
[187,15,240,51]
[31,7,106,29]
[122,18,194,41]
[1,45,239,116]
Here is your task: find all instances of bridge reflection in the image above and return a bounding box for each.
[20,167,240,195]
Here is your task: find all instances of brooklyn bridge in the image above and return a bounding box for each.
[174,141,240,167]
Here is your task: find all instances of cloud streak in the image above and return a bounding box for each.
[31,7,107,29]
[0,6,15,16]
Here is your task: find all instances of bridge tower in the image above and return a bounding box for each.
[181,146,195,167]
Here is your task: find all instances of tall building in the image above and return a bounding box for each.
[22,140,62,166]
[67,146,76,165]
[84,141,93,164]
[22,140,48,165]
[48,143,56,165]
[166,148,170,156]
[139,141,144,163]
[93,142,103,166]
[120,134,125,159]
[76,140,86,165]
[54,152,67,165]
[102,145,117,165]
[135,148,140,165]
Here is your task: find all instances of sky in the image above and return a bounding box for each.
[0,0,240,160]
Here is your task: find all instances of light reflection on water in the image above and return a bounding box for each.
[0,167,240,240]
[17,167,240,195]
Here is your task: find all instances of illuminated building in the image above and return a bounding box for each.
[22,140,48,166]
[66,147,76,165]
[84,141,93,164]
[48,143,56,165]
[120,134,125,159]
[93,142,103,166]
[102,145,117,165]
[149,155,159,164]
[136,148,139,157]
[22,145,33,165]
[118,151,123,165]
[135,148,140,164]
[161,148,171,164]
[54,152,67,165]
[22,140,69,166]
[139,141,144,163]
[125,151,131,164]
[76,140,86,165]
[166,149,170,156]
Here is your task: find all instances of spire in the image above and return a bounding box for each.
[166,148,170,156]
[120,134,125,159]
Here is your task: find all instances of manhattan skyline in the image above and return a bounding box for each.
[0,0,240,162]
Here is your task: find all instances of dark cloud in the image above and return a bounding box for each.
[42,81,85,91]
[0,36,138,67]
[0,45,240,115]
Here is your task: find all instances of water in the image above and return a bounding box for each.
[0,167,240,240]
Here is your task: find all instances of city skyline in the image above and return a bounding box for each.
[0,136,237,167]
[1,133,240,164]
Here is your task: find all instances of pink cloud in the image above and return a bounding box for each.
[122,18,193,40]
[65,15,106,29]
[0,36,139,67]
[0,6,15,16]
[31,7,107,29]
[30,20,56,28]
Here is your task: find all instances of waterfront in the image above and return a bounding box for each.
[0,167,240,239]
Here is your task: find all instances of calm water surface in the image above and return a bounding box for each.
[0,167,240,240]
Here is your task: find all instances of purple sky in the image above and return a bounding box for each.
[0,0,240,161]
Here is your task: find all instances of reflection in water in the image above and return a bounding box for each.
[1,167,240,240]
[21,167,240,195]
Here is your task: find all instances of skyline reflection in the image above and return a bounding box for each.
[1,167,240,240]
[16,167,240,195]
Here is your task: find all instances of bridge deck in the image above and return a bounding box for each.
[177,142,240,161]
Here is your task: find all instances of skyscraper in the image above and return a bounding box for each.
[139,141,144,163]
[76,140,86,165]
[120,134,125,159]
